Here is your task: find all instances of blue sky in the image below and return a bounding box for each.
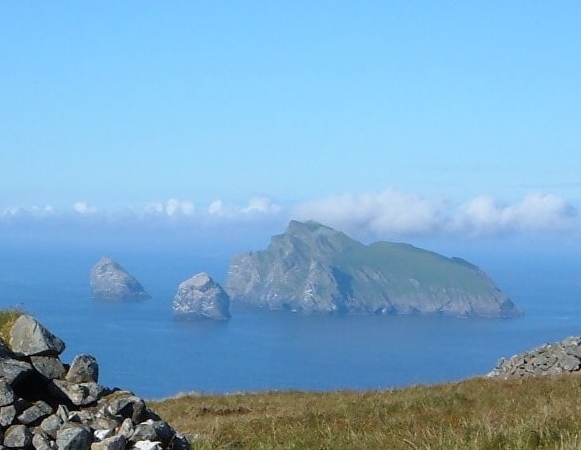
[1,1,580,246]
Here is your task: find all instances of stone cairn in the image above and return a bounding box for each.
[488,336,581,378]
[0,314,189,450]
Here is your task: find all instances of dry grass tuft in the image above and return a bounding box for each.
[150,374,581,449]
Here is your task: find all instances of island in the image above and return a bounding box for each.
[226,220,520,317]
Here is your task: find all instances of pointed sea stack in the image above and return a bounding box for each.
[173,273,231,320]
[90,257,151,301]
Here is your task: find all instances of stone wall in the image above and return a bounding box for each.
[488,336,581,378]
[0,314,189,450]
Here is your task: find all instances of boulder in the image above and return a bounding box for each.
[0,379,15,406]
[173,272,231,320]
[16,399,53,424]
[66,354,99,383]
[90,257,151,301]
[30,355,67,380]
[9,315,65,357]
[48,380,107,406]
[4,424,33,449]
[56,425,93,450]
[0,358,34,384]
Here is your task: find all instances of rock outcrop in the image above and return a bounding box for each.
[0,313,189,450]
[226,220,520,317]
[90,258,151,301]
[488,336,581,378]
[172,273,231,321]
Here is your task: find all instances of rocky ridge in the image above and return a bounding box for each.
[90,258,151,302]
[0,313,189,450]
[488,336,581,378]
[172,273,231,320]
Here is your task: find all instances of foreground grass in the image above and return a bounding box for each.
[150,374,581,449]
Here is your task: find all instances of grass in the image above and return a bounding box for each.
[0,307,25,347]
[150,374,581,449]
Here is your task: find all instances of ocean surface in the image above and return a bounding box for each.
[1,243,580,400]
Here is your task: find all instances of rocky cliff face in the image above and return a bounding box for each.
[226,220,520,317]
[0,313,189,449]
[90,258,151,301]
[172,273,231,321]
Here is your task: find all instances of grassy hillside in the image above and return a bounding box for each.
[150,374,581,449]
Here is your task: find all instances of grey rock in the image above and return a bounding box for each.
[56,404,70,422]
[173,273,231,320]
[117,418,134,439]
[0,379,15,406]
[94,429,114,441]
[49,379,106,406]
[56,425,93,450]
[9,315,65,357]
[105,393,147,424]
[91,434,126,450]
[0,358,34,384]
[559,354,580,371]
[0,405,16,428]
[226,220,519,317]
[129,420,157,442]
[3,424,33,449]
[17,399,53,425]
[68,409,95,424]
[33,429,57,450]
[90,257,151,301]
[66,354,99,383]
[40,414,65,439]
[30,355,67,380]
[168,432,190,450]
[133,440,163,450]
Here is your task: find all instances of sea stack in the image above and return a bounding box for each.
[173,273,231,320]
[90,257,151,301]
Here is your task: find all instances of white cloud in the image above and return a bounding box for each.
[143,199,195,217]
[1,204,57,218]
[241,196,281,215]
[208,199,224,216]
[293,189,445,236]
[73,201,97,215]
[293,189,578,238]
[452,192,577,235]
[165,198,195,216]
[1,191,577,239]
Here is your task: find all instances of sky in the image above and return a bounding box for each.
[1,1,580,251]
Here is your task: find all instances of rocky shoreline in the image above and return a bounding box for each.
[0,314,189,450]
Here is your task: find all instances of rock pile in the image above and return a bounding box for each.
[0,314,189,450]
[488,336,581,378]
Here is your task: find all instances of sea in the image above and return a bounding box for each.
[1,239,580,400]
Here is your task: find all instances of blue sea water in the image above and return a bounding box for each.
[1,243,580,400]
